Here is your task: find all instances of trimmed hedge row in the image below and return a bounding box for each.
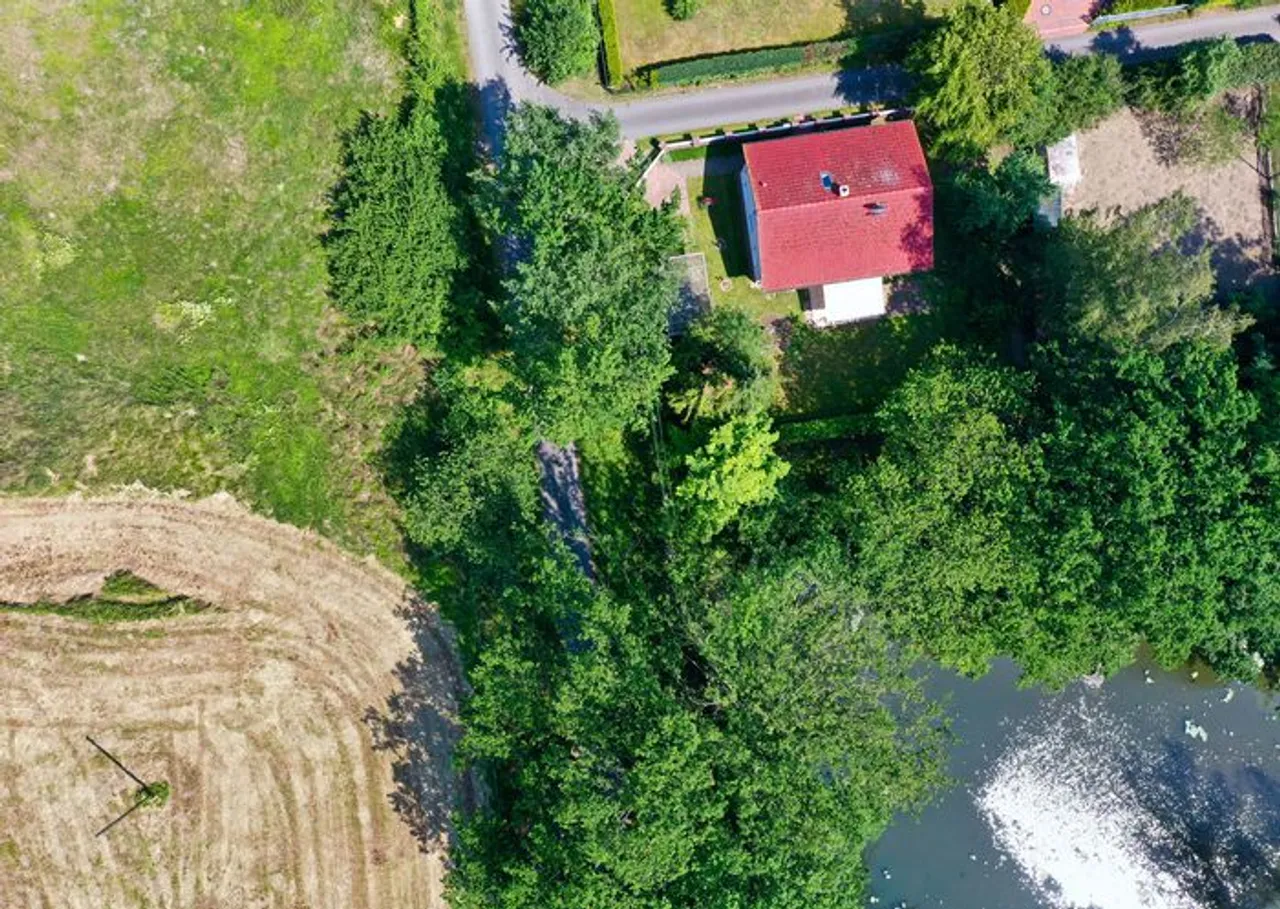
[1106,0,1184,13]
[648,40,852,86]
[597,0,625,89]
[776,414,872,445]
[645,28,918,87]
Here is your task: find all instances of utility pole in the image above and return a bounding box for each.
[86,735,158,837]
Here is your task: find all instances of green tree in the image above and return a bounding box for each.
[398,365,540,560]
[669,0,703,18]
[1039,195,1252,352]
[683,548,945,908]
[842,346,1041,676]
[667,306,780,422]
[1032,341,1280,678]
[674,416,790,542]
[1049,53,1126,139]
[518,0,599,84]
[480,106,684,443]
[326,93,462,350]
[909,0,1052,157]
[945,150,1052,240]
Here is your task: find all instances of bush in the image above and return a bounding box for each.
[668,0,702,18]
[1048,53,1126,139]
[597,0,625,88]
[1227,41,1280,85]
[327,98,463,350]
[518,0,598,84]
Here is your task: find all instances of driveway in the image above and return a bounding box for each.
[462,0,1280,144]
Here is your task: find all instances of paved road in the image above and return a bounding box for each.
[462,0,1280,143]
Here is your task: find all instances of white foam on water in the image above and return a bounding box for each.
[976,699,1201,909]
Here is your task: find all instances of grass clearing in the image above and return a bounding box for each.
[0,0,433,561]
[612,0,946,72]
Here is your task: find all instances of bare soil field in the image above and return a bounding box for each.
[1067,107,1272,291]
[0,493,462,909]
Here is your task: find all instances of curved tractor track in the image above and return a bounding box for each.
[0,494,462,909]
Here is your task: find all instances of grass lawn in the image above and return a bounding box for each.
[613,0,947,72]
[686,172,803,322]
[777,307,940,417]
[0,0,444,561]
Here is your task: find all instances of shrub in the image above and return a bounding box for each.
[518,0,598,84]
[1007,0,1032,18]
[668,0,702,18]
[597,0,625,88]
[1048,53,1126,139]
[1106,0,1182,13]
[327,97,462,350]
[137,781,171,809]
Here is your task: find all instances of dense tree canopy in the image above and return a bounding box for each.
[909,0,1051,157]
[480,106,684,443]
[841,347,1041,675]
[1036,195,1251,352]
[517,0,600,84]
[326,91,463,350]
[371,32,1280,909]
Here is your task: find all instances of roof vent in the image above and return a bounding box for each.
[868,202,888,216]
[838,184,851,198]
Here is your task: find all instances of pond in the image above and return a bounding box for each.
[867,658,1280,909]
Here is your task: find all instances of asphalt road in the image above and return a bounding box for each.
[462,0,1280,142]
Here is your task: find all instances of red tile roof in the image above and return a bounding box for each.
[742,121,934,292]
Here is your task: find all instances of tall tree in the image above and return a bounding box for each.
[480,106,684,443]
[1037,194,1252,352]
[1032,341,1280,678]
[841,346,1042,676]
[667,306,780,423]
[908,0,1051,158]
[673,415,790,543]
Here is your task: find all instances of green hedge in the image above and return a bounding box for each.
[776,414,872,445]
[597,0,625,89]
[1105,0,1181,13]
[648,41,846,86]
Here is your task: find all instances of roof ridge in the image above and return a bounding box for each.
[756,184,929,214]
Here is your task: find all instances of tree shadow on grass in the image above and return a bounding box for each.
[778,311,941,417]
[364,593,473,855]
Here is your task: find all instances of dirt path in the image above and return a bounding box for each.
[0,492,462,909]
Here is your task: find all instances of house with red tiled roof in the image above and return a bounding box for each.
[739,120,934,325]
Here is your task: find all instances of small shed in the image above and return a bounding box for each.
[1046,134,1082,194]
